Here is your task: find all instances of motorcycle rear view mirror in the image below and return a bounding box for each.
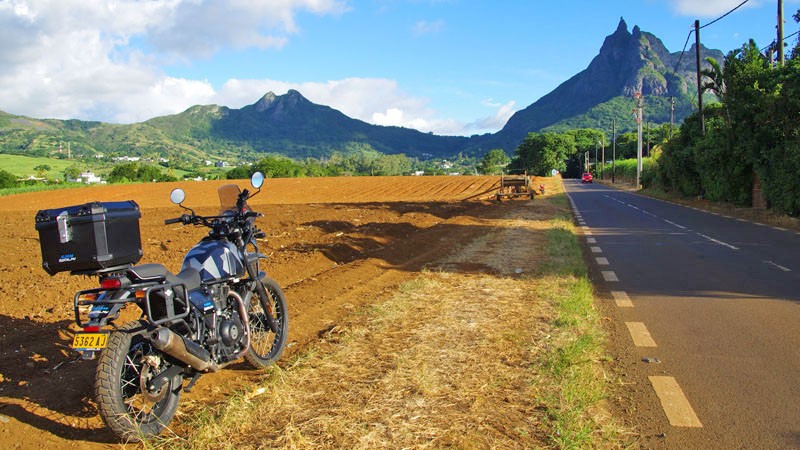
[170,188,186,205]
[251,172,264,189]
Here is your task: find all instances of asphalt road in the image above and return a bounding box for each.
[564,179,800,449]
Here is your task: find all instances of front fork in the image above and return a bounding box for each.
[244,250,279,334]
[253,280,279,334]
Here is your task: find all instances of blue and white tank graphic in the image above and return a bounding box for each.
[181,240,245,282]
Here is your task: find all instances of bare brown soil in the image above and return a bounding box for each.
[0,175,559,449]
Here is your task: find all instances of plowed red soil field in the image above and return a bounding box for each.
[0,175,554,449]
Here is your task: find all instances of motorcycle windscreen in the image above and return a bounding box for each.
[217,184,241,214]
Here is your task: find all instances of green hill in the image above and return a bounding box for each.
[0,18,722,163]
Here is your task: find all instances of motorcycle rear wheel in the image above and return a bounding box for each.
[245,277,289,368]
[95,320,182,442]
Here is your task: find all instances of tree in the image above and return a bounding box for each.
[0,169,17,189]
[372,154,412,176]
[33,164,51,178]
[476,149,510,174]
[512,132,575,176]
[64,164,82,182]
[108,163,139,183]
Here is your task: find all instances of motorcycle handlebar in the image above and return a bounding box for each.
[164,217,183,225]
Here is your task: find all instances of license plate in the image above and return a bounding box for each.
[72,333,109,350]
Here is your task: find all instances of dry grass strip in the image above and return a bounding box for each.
[180,271,553,449]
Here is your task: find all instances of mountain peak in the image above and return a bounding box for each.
[252,89,312,114]
[616,17,628,34]
[254,92,277,112]
[487,18,725,152]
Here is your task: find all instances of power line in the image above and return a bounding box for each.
[672,0,760,76]
[671,29,695,76]
[700,0,751,29]
[761,29,800,53]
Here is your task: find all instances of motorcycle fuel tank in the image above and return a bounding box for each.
[181,240,245,282]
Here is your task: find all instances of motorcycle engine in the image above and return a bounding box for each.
[219,310,244,348]
[187,286,247,364]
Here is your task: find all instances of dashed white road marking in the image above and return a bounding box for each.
[586,237,596,244]
[649,376,703,428]
[625,322,657,347]
[596,257,609,265]
[590,246,602,253]
[611,291,633,307]
[601,270,618,281]
[764,260,792,272]
[697,233,739,250]
[664,219,687,230]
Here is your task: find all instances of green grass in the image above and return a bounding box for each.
[0,154,79,179]
[0,183,91,197]
[532,211,626,449]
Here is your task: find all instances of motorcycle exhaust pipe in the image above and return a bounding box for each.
[150,327,218,372]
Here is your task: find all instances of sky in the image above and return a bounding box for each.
[1,0,798,136]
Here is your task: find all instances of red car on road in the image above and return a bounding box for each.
[581,172,593,183]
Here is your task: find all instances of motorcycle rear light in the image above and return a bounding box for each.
[135,290,146,300]
[83,325,100,332]
[78,293,98,302]
[100,278,122,289]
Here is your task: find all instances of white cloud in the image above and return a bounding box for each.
[412,19,445,36]
[670,0,762,17]
[467,99,516,134]
[0,0,347,121]
[0,1,507,136]
[215,77,477,135]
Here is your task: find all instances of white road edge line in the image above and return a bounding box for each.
[601,271,618,281]
[649,376,703,428]
[611,291,633,307]
[625,322,657,347]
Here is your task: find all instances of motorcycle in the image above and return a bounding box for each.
[51,172,288,441]
[538,184,545,195]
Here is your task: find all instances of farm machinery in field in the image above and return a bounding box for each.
[495,170,534,201]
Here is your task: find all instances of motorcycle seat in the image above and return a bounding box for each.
[128,264,202,291]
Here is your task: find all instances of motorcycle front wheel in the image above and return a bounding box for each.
[95,320,181,442]
[245,277,289,368]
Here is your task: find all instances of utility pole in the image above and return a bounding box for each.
[670,96,675,139]
[601,135,605,181]
[585,151,589,173]
[612,118,616,183]
[695,20,705,135]
[778,0,785,66]
[634,92,643,189]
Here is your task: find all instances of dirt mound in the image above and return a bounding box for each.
[0,175,555,448]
